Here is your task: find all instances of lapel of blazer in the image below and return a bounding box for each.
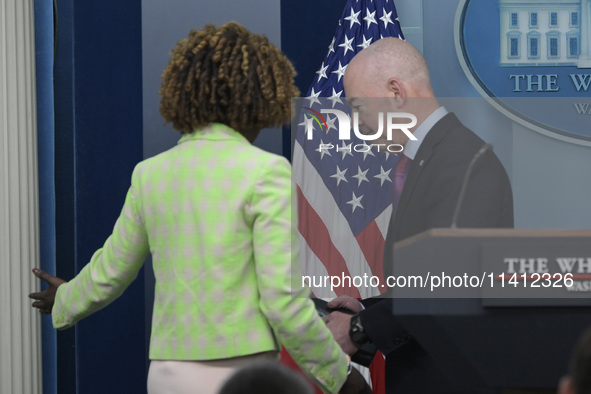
[391,113,459,240]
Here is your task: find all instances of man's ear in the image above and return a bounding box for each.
[387,77,402,97]
[558,376,576,394]
[387,77,407,108]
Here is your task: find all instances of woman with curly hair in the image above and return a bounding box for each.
[29,22,368,394]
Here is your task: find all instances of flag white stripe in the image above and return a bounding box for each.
[375,204,392,240]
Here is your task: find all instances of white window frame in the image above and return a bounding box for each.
[546,30,561,59]
[570,12,579,27]
[549,12,558,28]
[566,30,580,58]
[527,31,541,59]
[507,30,522,59]
[510,12,519,29]
[529,12,538,28]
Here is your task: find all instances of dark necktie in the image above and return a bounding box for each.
[382,154,413,283]
[391,155,411,222]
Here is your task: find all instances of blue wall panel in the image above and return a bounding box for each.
[34,0,57,392]
[53,0,146,392]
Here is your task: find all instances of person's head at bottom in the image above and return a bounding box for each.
[218,361,314,394]
[558,326,591,394]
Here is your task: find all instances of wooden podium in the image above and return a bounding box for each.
[386,228,591,392]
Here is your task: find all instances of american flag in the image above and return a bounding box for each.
[293,0,406,299]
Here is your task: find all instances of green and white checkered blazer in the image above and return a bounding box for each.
[52,123,348,393]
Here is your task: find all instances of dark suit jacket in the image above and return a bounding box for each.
[359,113,514,393]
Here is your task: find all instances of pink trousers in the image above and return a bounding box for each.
[147,352,279,394]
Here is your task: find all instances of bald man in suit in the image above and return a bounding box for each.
[323,37,513,393]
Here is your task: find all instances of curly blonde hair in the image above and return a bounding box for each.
[159,22,300,139]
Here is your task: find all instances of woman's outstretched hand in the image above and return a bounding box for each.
[28,268,67,315]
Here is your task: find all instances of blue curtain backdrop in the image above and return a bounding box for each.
[38,0,146,392]
[34,1,56,393]
[280,0,348,158]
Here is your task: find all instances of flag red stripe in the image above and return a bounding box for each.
[355,220,386,290]
[297,186,361,298]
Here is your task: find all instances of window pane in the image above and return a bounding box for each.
[550,38,558,56]
[511,13,518,26]
[531,38,538,56]
[570,37,578,56]
[550,12,557,26]
[511,38,519,56]
[531,13,537,26]
[572,12,578,26]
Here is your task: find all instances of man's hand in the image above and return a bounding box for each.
[323,311,361,355]
[327,295,363,313]
[28,268,67,314]
[340,366,373,394]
